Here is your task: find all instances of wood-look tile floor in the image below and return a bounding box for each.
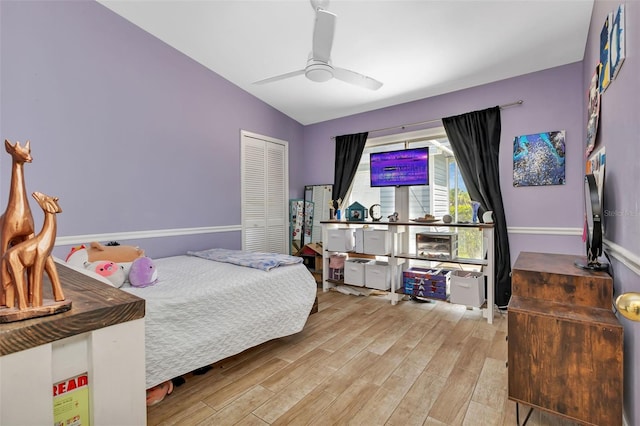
[147,289,581,426]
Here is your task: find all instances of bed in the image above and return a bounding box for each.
[63,249,318,389]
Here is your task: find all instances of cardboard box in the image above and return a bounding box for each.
[344,259,369,287]
[450,270,485,307]
[327,229,354,252]
[363,229,390,255]
[365,261,390,290]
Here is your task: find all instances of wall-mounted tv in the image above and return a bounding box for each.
[370,147,429,187]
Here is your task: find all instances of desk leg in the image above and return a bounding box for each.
[483,226,495,324]
[516,403,534,426]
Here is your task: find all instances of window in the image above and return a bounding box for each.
[345,128,482,260]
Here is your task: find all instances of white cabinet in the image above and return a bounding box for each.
[321,220,496,324]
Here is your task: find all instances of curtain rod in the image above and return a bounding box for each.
[332,99,523,139]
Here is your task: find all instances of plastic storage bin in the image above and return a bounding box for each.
[416,232,457,260]
[328,254,346,281]
[403,267,451,300]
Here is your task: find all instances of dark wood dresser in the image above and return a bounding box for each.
[508,252,623,425]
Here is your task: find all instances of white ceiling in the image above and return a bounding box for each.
[97,0,594,125]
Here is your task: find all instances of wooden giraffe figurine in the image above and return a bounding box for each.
[0,140,35,307]
[3,192,64,309]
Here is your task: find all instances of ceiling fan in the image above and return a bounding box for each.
[254,0,383,90]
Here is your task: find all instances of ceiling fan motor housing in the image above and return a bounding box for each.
[306,59,333,82]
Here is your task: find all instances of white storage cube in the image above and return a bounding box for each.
[363,229,391,255]
[326,229,354,252]
[365,261,390,290]
[353,228,364,253]
[450,271,485,307]
[344,259,369,287]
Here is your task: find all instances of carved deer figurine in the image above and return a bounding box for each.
[0,140,35,306]
[3,192,64,309]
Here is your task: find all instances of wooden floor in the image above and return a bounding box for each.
[147,289,580,426]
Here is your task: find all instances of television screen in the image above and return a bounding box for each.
[370,147,429,187]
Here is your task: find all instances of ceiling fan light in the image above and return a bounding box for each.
[305,63,333,82]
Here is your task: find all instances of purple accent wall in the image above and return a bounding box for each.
[0,0,304,258]
[303,63,586,262]
[584,2,640,424]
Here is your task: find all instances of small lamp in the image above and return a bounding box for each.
[615,292,640,321]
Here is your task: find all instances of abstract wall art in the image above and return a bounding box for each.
[586,67,600,157]
[513,130,566,187]
[610,4,625,80]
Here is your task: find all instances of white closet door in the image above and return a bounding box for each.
[241,131,288,254]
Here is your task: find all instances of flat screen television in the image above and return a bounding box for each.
[370,147,429,187]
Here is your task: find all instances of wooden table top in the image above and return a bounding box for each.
[0,263,145,356]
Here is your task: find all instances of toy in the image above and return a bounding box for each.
[146,380,173,406]
[84,260,126,288]
[66,242,145,283]
[129,256,158,288]
[86,241,144,263]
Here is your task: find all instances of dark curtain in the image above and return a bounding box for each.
[333,132,368,208]
[442,106,511,307]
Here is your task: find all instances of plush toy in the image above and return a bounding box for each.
[66,242,145,283]
[84,260,126,288]
[65,244,89,267]
[129,256,158,288]
[86,241,145,263]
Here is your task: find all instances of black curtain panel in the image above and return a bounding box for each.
[442,106,512,308]
[333,132,368,209]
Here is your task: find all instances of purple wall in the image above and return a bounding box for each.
[584,2,640,424]
[0,0,304,258]
[303,63,586,262]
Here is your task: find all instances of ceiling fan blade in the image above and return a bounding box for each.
[312,9,336,63]
[333,67,383,91]
[253,69,305,85]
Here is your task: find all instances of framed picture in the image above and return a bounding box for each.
[513,130,566,187]
[599,12,612,93]
[586,67,600,157]
[610,4,625,80]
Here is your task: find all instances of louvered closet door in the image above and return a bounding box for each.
[241,131,289,254]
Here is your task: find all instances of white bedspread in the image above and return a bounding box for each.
[122,254,317,388]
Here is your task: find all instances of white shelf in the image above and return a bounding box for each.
[321,220,496,324]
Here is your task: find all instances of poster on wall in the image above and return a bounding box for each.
[599,12,613,93]
[586,146,606,201]
[586,67,600,157]
[610,4,625,80]
[513,130,566,187]
[53,373,90,426]
[586,146,606,232]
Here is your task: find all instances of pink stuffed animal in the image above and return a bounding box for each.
[84,260,126,288]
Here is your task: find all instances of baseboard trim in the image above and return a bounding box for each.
[55,225,242,247]
[507,226,582,236]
